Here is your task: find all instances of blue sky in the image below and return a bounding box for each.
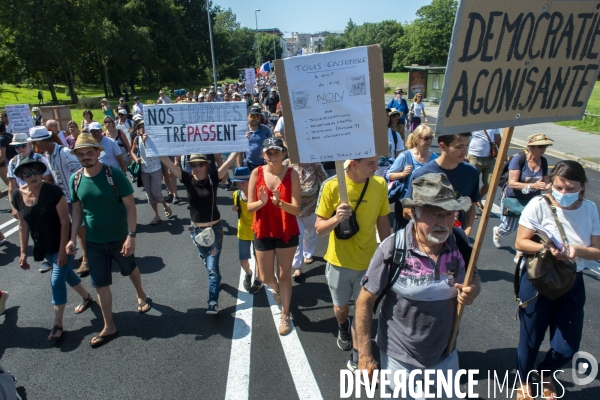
[213,0,432,34]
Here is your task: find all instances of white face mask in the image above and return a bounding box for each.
[552,188,581,207]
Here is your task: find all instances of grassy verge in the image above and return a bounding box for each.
[556,84,600,134]
[383,72,409,94]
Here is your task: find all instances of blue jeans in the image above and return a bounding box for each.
[46,253,80,306]
[190,222,224,303]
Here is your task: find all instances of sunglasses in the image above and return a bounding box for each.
[21,170,42,178]
[104,121,113,124]
[13,143,27,148]
[422,136,434,141]
[189,163,207,169]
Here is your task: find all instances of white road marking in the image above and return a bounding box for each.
[224,254,256,400]
[265,288,323,400]
[0,218,17,230]
[3,225,18,238]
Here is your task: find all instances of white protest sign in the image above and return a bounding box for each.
[275,46,387,163]
[437,0,600,136]
[245,68,256,82]
[5,104,34,133]
[143,102,249,157]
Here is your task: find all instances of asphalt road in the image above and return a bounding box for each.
[1,144,600,399]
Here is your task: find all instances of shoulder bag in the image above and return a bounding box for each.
[514,196,578,308]
[483,130,498,158]
[333,178,369,240]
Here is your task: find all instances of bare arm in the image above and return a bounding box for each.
[356,288,379,380]
[315,207,350,236]
[463,204,476,236]
[217,152,238,180]
[0,147,5,164]
[120,194,137,257]
[8,178,18,218]
[66,201,83,255]
[376,215,391,239]
[247,168,266,212]
[159,156,182,181]
[116,154,128,174]
[56,196,70,267]
[15,202,31,270]
[276,168,300,216]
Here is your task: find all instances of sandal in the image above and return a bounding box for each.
[303,257,314,264]
[137,297,152,313]
[164,205,173,218]
[90,330,119,348]
[75,294,93,314]
[542,380,558,400]
[292,269,302,282]
[48,325,63,341]
[515,383,534,400]
[150,216,162,225]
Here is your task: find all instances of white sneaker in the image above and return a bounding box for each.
[492,227,502,248]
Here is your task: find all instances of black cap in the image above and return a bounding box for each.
[262,137,285,152]
[14,155,47,177]
[249,106,261,115]
[133,96,140,100]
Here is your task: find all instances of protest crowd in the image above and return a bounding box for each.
[1,72,600,400]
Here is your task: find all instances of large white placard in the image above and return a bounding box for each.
[143,102,249,157]
[282,47,376,163]
[244,68,256,82]
[5,104,34,133]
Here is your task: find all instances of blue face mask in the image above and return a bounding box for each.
[552,188,580,207]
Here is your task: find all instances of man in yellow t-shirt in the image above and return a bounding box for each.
[315,156,390,371]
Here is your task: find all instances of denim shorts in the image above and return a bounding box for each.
[238,239,252,261]
[254,234,299,251]
[86,238,137,288]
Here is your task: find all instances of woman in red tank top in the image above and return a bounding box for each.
[248,137,300,336]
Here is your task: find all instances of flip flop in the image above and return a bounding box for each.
[292,269,302,282]
[48,325,63,341]
[150,216,162,225]
[75,294,93,314]
[303,258,314,264]
[90,330,119,348]
[164,206,173,218]
[137,297,152,313]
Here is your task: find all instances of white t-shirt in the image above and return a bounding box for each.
[57,131,67,147]
[519,196,600,272]
[274,117,285,136]
[97,136,123,169]
[411,102,425,118]
[469,129,501,157]
[116,119,134,134]
[160,96,171,104]
[387,128,404,157]
[133,102,144,116]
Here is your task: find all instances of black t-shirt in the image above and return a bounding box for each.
[11,183,65,254]
[265,96,279,113]
[181,170,221,223]
[0,133,17,162]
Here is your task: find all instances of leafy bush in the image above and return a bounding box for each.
[77,97,101,109]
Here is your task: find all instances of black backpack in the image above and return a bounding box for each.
[497,152,548,190]
[373,227,473,313]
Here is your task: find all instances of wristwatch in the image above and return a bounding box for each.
[128,232,137,238]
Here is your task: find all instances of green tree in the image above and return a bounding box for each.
[324,35,346,52]
[403,0,457,66]
[256,33,283,65]
[343,20,404,72]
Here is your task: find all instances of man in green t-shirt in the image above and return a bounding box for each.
[66,133,150,348]
[315,156,391,372]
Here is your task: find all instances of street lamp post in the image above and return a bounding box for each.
[255,9,261,67]
[207,0,218,89]
[273,33,276,60]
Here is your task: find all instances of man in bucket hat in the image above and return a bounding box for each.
[67,133,151,348]
[355,173,481,396]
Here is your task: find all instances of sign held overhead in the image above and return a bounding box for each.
[275,45,388,163]
[143,102,249,157]
[437,0,600,136]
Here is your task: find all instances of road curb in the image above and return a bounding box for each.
[510,138,600,171]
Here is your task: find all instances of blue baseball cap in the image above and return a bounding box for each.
[231,167,251,182]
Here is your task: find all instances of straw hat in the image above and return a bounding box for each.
[70,133,104,155]
[526,133,554,146]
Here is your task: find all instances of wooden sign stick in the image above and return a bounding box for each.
[335,161,349,203]
[446,126,515,352]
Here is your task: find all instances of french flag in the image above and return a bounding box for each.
[259,61,271,74]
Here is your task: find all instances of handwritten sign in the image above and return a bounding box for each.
[143,102,249,157]
[245,68,256,82]
[5,104,33,133]
[437,0,600,136]
[275,46,387,163]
